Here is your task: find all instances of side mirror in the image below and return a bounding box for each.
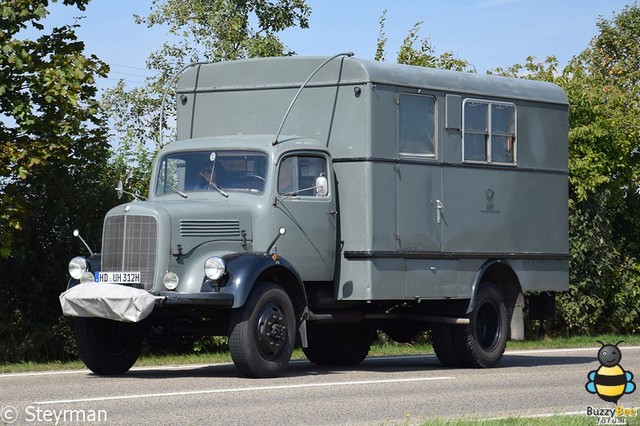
[116,180,123,200]
[315,176,328,197]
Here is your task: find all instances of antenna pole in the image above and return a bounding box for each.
[273,52,354,146]
[158,61,208,149]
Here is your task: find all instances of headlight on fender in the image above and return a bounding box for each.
[204,257,226,280]
[68,256,89,279]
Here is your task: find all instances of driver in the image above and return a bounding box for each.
[198,165,216,190]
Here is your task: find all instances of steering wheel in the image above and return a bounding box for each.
[234,174,266,191]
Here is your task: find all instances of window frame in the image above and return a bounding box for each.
[277,154,331,198]
[462,98,517,166]
[397,93,437,159]
[155,149,269,196]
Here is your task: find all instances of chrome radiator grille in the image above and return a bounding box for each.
[102,215,158,290]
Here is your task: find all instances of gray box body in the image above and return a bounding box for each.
[175,56,569,303]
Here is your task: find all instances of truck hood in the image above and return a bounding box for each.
[165,201,252,254]
[120,200,252,255]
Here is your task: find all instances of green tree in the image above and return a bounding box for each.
[103,0,312,197]
[492,6,640,334]
[0,0,114,361]
[0,0,108,256]
[554,4,640,334]
[374,10,474,72]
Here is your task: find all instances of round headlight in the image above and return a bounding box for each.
[163,272,179,290]
[68,256,89,279]
[204,257,226,280]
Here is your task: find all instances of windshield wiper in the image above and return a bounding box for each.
[167,183,188,199]
[208,181,229,198]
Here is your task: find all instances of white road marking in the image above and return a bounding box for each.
[32,376,454,405]
[505,345,640,355]
[484,410,586,421]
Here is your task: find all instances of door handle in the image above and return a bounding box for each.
[435,200,444,224]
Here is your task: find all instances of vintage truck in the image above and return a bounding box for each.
[60,54,569,378]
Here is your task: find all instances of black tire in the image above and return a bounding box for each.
[74,317,144,375]
[301,322,330,365]
[303,323,373,366]
[228,282,295,378]
[453,282,509,368]
[430,323,461,367]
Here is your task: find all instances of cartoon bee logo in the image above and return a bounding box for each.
[585,341,636,404]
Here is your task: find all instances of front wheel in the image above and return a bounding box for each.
[74,317,144,375]
[228,282,296,378]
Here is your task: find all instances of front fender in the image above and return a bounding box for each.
[219,252,307,311]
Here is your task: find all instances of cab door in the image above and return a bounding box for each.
[395,92,442,253]
[273,153,337,281]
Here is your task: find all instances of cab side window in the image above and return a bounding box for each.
[278,156,328,196]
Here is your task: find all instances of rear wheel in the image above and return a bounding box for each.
[228,282,295,378]
[74,317,144,375]
[453,282,509,368]
[303,323,373,366]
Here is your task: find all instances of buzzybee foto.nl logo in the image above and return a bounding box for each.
[585,341,637,424]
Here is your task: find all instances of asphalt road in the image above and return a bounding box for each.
[2,346,640,425]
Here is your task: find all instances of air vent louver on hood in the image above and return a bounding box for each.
[179,219,240,238]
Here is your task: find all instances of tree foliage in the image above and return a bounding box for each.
[0,0,116,361]
[555,4,640,334]
[374,10,474,72]
[0,0,108,256]
[136,0,310,63]
[486,5,640,334]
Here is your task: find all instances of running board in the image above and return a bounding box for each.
[307,311,470,325]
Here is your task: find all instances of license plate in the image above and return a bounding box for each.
[94,271,141,284]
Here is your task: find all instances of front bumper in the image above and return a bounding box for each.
[60,283,157,323]
[159,291,234,307]
[60,284,235,323]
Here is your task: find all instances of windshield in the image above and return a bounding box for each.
[155,150,268,196]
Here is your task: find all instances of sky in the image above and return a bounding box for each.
[33,0,633,90]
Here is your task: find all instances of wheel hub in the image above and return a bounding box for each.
[256,303,287,357]
[476,302,500,350]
